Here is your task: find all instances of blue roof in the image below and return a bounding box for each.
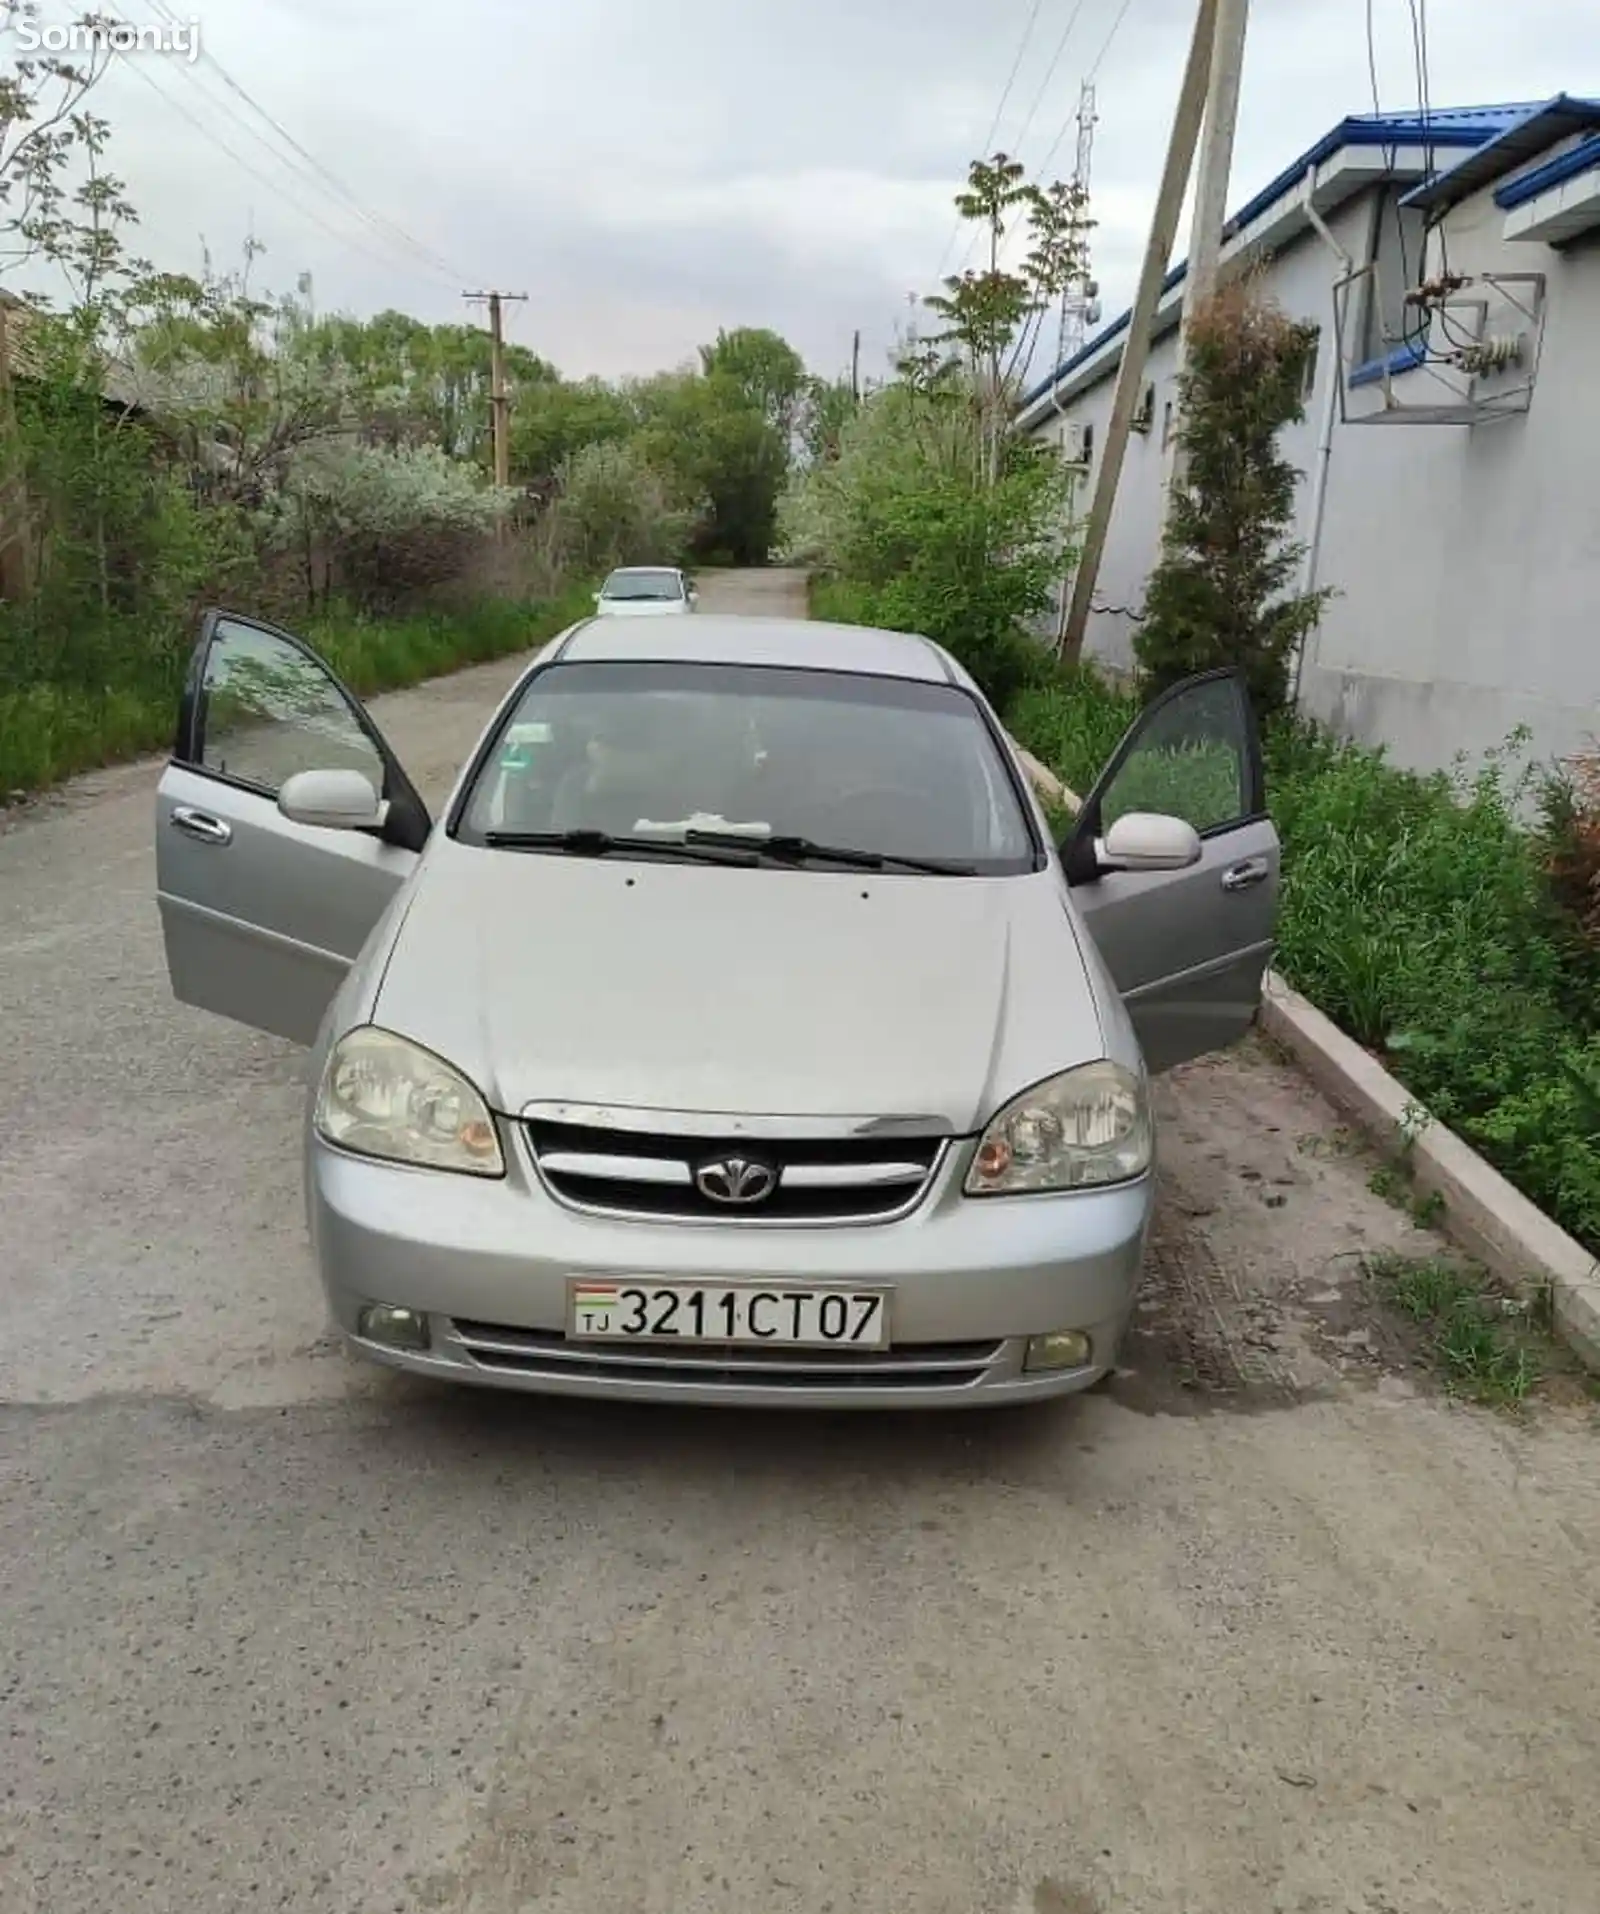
[1401,95,1600,212]
[1017,101,1549,416]
[1495,128,1600,209]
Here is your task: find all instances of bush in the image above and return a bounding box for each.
[784,381,1072,709]
[270,441,512,609]
[1133,284,1328,716]
[545,439,691,576]
[1538,747,1600,953]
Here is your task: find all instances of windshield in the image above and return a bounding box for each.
[600,569,682,601]
[456,661,1038,875]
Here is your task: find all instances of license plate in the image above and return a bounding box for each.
[567,1281,891,1350]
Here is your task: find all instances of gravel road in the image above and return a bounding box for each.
[3,570,1596,1914]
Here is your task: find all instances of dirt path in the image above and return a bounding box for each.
[1,575,1596,1914]
[693,565,810,617]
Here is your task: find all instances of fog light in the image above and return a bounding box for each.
[358,1304,431,1352]
[1025,1329,1093,1373]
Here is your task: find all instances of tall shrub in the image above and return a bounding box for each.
[1134,284,1328,715]
[545,438,690,576]
[779,377,1071,708]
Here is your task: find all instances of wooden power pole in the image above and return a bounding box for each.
[1161,0,1251,515]
[851,329,862,404]
[463,289,528,492]
[1057,0,1219,663]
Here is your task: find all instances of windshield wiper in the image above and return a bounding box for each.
[481,829,757,865]
[682,828,977,876]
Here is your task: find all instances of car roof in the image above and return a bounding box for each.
[603,565,680,575]
[558,613,956,684]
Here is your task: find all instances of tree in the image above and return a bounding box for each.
[699,326,806,441]
[797,375,857,467]
[633,368,787,565]
[1132,283,1330,716]
[509,375,633,481]
[922,154,1091,483]
[305,311,555,460]
[0,2,117,271]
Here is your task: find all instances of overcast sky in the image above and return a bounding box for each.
[11,0,1592,381]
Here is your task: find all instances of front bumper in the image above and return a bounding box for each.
[306,1129,1152,1409]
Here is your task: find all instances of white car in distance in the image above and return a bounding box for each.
[594,567,696,617]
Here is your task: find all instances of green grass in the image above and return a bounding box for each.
[1369,1252,1542,1407]
[0,583,594,800]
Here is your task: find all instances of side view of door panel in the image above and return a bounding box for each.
[1064,668,1281,1073]
[157,764,415,1044]
[1072,816,1279,1073]
[156,609,428,1045]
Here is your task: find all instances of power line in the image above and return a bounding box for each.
[1005,1,1090,165]
[968,0,1136,275]
[107,50,463,292]
[933,0,1048,283]
[138,0,484,288]
[120,6,462,292]
[1086,0,1137,81]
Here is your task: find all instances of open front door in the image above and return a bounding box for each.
[1065,669,1280,1074]
[156,610,432,1045]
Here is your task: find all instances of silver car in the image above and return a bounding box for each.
[155,610,1279,1408]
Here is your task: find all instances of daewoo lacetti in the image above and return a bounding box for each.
[155,610,1279,1408]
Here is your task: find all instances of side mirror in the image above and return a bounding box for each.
[278,767,387,832]
[1095,811,1202,873]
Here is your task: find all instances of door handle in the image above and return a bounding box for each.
[171,805,232,846]
[1220,856,1269,893]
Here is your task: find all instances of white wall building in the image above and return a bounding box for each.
[1017,97,1600,780]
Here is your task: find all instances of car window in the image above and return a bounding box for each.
[197,618,382,796]
[601,570,682,601]
[457,661,1037,874]
[1097,675,1248,834]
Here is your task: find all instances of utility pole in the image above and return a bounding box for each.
[1058,0,1219,663]
[462,290,528,495]
[1160,0,1251,515]
[851,329,861,404]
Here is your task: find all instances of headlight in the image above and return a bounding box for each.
[964,1061,1151,1196]
[315,1027,504,1177]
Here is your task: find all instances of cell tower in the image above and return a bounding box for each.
[1058,82,1102,365]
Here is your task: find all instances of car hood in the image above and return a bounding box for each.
[371,846,1106,1132]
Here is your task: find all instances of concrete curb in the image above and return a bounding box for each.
[1006,731,1600,1373]
[1010,743,1080,814]
[1260,972,1600,1374]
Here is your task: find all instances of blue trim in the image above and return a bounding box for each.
[1015,101,1541,417]
[1348,340,1426,389]
[1496,130,1600,209]
[1401,95,1600,212]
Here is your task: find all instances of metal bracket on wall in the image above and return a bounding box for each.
[1331,267,1547,426]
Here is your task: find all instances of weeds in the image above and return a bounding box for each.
[1369,1252,1541,1407]
[0,585,593,800]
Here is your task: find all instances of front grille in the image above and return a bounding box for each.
[523,1118,945,1224]
[452,1319,1001,1391]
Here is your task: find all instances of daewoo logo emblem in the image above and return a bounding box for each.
[694,1154,777,1206]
